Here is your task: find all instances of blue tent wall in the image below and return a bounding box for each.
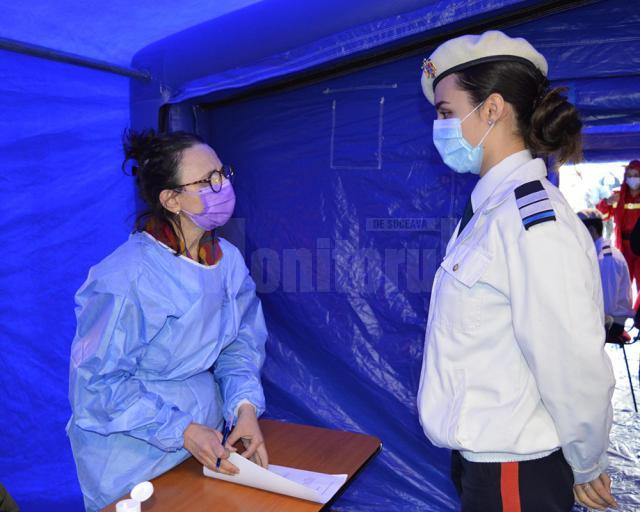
[0,50,134,510]
[511,0,640,162]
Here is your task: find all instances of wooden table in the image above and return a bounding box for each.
[101,419,382,512]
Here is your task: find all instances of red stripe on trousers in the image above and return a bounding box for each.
[500,462,522,512]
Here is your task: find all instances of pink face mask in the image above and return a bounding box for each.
[182,179,236,230]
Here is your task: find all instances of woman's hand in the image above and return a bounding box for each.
[183,422,238,475]
[226,403,269,468]
[573,473,617,510]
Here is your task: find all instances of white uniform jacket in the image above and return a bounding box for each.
[418,151,615,484]
[596,237,635,324]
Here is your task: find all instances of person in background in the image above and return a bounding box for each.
[579,209,635,341]
[416,30,616,511]
[67,130,268,511]
[597,159,640,307]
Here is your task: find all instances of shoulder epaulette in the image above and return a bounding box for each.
[514,180,557,230]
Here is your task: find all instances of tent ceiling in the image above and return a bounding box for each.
[0,0,441,68]
[0,0,260,66]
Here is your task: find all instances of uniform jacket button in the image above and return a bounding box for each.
[453,263,459,271]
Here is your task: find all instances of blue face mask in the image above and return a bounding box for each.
[432,102,495,175]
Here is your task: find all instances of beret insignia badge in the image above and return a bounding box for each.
[421,58,437,78]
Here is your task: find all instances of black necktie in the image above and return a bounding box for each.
[458,197,474,238]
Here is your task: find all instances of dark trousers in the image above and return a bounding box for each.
[451,450,575,512]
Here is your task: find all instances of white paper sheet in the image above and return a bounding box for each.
[203,453,348,504]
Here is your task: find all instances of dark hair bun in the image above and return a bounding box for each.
[528,87,582,164]
[122,129,160,174]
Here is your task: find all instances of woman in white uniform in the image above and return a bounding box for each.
[417,31,617,511]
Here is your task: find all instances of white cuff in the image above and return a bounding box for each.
[233,399,256,418]
[571,453,609,485]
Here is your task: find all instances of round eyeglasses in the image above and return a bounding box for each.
[173,164,235,193]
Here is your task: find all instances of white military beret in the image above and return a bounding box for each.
[577,209,604,221]
[420,30,549,105]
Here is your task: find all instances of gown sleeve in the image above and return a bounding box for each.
[213,246,267,421]
[69,275,192,451]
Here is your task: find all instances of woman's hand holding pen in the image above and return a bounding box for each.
[183,422,239,475]
[226,403,269,468]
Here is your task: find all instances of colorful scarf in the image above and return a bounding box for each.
[144,217,223,266]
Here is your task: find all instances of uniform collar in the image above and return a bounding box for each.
[471,150,533,210]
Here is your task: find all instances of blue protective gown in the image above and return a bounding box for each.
[66,232,267,511]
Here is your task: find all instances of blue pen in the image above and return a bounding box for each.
[216,418,234,470]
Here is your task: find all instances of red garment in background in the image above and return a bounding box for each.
[597,184,640,308]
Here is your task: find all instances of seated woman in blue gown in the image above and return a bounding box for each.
[67,129,268,511]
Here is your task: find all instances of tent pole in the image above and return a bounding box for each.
[0,37,151,81]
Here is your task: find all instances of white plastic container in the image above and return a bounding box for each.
[115,481,154,512]
[116,499,140,512]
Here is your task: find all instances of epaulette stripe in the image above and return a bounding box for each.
[514,180,544,199]
[517,196,548,209]
[522,210,557,230]
[516,190,548,208]
[523,209,555,223]
[519,199,553,219]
